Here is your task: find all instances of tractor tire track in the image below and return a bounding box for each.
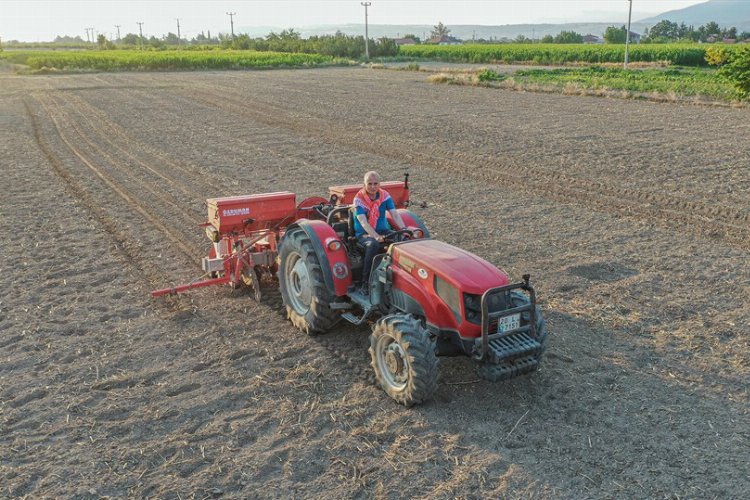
[186,82,750,249]
[32,94,202,267]
[42,94,203,229]
[49,93,207,206]
[56,89,228,197]
[23,98,183,310]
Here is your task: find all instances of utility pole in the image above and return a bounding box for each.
[87,28,95,47]
[361,2,371,59]
[624,0,633,69]
[176,18,181,47]
[115,25,121,42]
[137,22,144,50]
[227,12,236,39]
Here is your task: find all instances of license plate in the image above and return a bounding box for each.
[497,314,520,334]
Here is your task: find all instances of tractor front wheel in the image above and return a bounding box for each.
[278,228,339,335]
[369,315,438,407]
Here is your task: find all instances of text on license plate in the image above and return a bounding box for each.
[497,314,521,334]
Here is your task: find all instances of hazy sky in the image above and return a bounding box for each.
[1,0,708,41]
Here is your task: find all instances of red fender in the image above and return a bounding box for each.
[292,219,353,297]
[387,209,431,238]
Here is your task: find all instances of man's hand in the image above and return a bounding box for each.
[375,235,385,243]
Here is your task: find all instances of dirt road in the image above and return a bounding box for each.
[1,67,748,498]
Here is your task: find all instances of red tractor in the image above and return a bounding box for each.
[152,175,546,406]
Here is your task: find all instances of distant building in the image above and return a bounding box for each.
[722,38,737,44]
[627,31,641,43]
[425,35,462,45]
[393,38,417,46]
[583,34,603,44]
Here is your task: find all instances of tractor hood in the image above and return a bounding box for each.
[391,239,510,292]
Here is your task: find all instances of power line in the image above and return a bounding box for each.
[137,21,144,50]
[625,0,633,69]
[361,2,371,59]
[226,12,236,39]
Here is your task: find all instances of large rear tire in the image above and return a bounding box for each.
[369,315,438,406]
[278,228,339,335]
[475,291,547,382]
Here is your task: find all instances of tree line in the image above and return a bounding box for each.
[604,21,749,44]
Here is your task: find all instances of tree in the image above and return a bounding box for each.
[703,21,721,39]
[604,25,626,44]
[554,31,583,44]
[431,22,450,38]
[121,33,140,46]
[163,32,181,45]
[147,35,165,49]
[96,34,114,50]
[279,28,300,40]
[715,46,750,98]
[541,34,554,44]
[54,35,85,44]
[649,20,680,40]
[725,27,738,39]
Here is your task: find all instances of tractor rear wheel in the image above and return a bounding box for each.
[369,315,438,406]
[475,291,547,382]
[278,228,339,335]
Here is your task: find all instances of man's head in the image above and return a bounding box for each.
[364,171,380,197]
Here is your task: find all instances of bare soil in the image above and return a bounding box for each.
[1,67,748,498]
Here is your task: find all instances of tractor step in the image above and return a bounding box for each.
[483,331,542,364]
[341,307,375,326]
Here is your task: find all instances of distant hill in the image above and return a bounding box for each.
[240,23,656,41]
[237,1,750,42]
[638,0,750,30]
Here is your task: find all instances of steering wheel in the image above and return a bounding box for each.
[382,228,414,243]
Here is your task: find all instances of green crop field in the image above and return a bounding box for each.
[401,43,739,67]
[0,50,342,72]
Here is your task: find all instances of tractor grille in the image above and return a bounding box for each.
[465,290,508,325]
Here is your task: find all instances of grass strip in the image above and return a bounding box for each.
[430,66,741,103]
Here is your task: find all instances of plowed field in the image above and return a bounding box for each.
[1,67,748,498]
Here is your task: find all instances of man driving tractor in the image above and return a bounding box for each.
[353,171,407,294]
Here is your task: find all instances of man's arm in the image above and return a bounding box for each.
[357,213,384,242]
[389,209,406,231]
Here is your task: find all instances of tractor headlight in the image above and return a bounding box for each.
[463,293,482,325]
[412,228,424,239]
[325,238,342,251]
[206,226,220,243]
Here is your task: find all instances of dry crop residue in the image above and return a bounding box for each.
[1,68,748,498]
